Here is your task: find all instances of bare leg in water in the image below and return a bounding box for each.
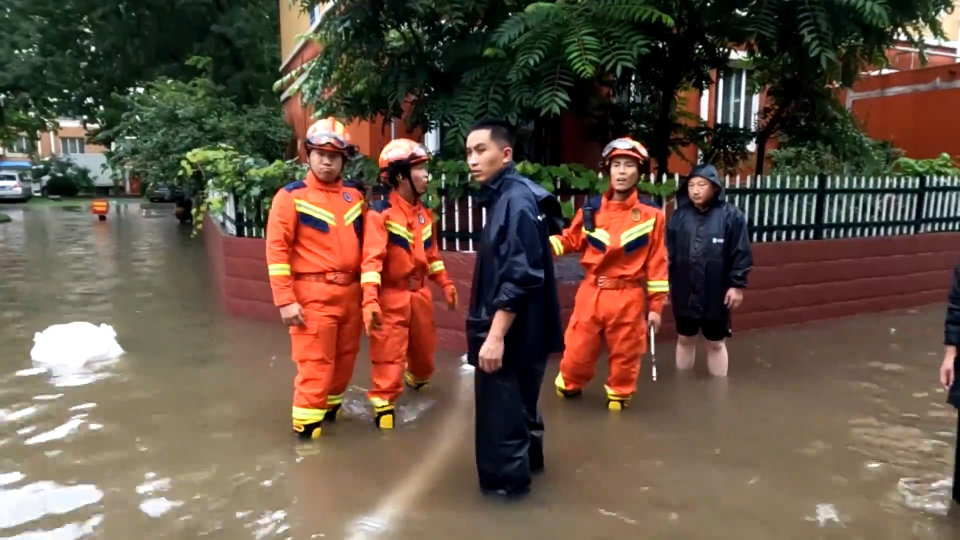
[676,335,697,371]
[705,339,728,377]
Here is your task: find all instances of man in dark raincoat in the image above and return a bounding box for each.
[666,163,752,377]
[937,262,960,503]
[464,118,564,498]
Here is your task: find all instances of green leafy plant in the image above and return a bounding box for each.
[98,57,292,195]
[30,155,94,196]
[180,145,304,235]
[893,153,960,176]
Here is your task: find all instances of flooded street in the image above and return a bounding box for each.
[0,202,959,539]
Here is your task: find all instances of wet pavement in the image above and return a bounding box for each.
[1,202,959,539]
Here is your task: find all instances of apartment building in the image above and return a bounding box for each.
[0,119,106,160]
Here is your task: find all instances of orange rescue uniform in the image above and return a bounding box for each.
[266,170,366,431]
[550,190,669,404]
[360,191,453,410]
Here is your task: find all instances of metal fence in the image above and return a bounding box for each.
[216,174,960,248]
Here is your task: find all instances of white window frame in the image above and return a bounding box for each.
[8,136,33,155]
[714,58,760,152]
[60,137,86,155]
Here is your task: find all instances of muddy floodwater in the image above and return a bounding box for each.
[0,202,959,539]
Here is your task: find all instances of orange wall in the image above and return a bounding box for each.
[850,64,960,159]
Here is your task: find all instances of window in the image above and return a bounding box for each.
[9,136,33,154]
[60,137,86,154]
[714,68,757,130]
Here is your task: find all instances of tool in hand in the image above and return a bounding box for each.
[649,325,657,382]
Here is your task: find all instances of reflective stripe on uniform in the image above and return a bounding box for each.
[549,235,564,256]
[268,263,291,277]
[428,261,444,274]
[292,406,326,422]
[344,202,363,226]
[647,280,669,293]
[360,271,381,285]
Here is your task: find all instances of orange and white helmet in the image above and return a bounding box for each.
[305,117,356,156]
[601,137,648,166]
[378,138,430,185]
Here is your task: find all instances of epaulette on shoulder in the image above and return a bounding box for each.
[638,195,661,209]
[283,180,307,192]
[369,199,391,213]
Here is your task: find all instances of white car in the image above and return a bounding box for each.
[0,171,32,202]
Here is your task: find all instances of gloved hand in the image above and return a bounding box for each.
[443,284,458,310]
[363,303,382,334]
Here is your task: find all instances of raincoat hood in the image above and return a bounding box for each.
[678,164,725,207]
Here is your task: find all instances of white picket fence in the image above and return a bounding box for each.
[217,174,960,248]
[433,174,960,250]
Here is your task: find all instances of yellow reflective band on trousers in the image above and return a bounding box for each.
[369,396,392,408]
[292,406,326,423]
[554,372,569,390]
[604,385,631,401]
[327,393,344,406]
[404,371,428,386]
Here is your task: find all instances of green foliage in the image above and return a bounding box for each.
[423,158,676,219]
[894,153,960,176]
[30,156,94,196]
[180,145,305,234]
[747,0,952,174]
[1,0,282,142]
[0,213,10,224]
[687,124,755,174]
[296,0,676,155]
[98,60,291,193]
[767,109,903,177]
[294,0,950,177]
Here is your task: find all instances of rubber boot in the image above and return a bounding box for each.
[374,404,395,430]
[607,396,630,411]
[293,420,323,440]
[556,387,582,399]
[404,371,429,391]
[325,403,342,423]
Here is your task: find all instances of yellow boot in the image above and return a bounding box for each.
[374,404,395,430]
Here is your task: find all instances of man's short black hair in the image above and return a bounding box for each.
[468,118,515,149]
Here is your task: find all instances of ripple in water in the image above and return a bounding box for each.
[0,480,103,530]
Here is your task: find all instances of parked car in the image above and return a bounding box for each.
[0,171,33,202]
[147,184,183,203]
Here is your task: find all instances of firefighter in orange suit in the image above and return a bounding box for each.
[361,139,458,430]
[551,138,669,410]
[265,117,366,440]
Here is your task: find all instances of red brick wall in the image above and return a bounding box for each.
[849,64,960,160]
[205,215,959,351]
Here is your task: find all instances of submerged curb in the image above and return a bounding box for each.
[0,213,10,223]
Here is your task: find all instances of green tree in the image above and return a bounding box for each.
[98,58,291,190]
[746,0,952,175]
[295,0,952,177]
[1,0,281,144]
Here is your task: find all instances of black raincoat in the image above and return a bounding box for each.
[666,164,753,321]
[945,263,960,503]
[466,162,564,497]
